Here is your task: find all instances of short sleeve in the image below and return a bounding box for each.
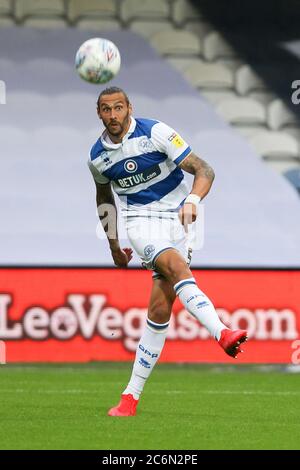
[151,121,192,166]
[87,160,110,185]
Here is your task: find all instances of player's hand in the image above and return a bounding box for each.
[178,203,197,232]
[111,247,133,267]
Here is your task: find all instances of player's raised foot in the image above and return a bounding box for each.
[107,394,139,417]
[218,329,248,358]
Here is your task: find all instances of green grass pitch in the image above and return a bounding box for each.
[0,363,299,450]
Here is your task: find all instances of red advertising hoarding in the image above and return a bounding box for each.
[0,268,299,363]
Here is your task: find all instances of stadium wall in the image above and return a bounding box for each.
[0,268,299,364]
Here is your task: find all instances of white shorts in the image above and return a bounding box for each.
[125,216,193,279]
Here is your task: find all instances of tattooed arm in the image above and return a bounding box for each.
[179,152,215,200]
[178,152,215,226]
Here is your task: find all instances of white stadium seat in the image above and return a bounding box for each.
[184,62,234,90]
[150,30,202,56]
[172,0,204,25]
[120,0,169,23]
[0,0,12,15]
[129,20,174,39]
[285,128,300,144]
[203,31,238,61]
[23,17,67,28]
[235,65,266,95]
[248,90,276,105]
[67,0,117,23]
[267,99,300,130]
[200,90,237,104]
[184,21,214,39]
[216,97,266,125]
[77,18,121,32]
[15,0,65,20]
[249,131,299,159]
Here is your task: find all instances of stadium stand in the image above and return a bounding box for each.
[68,0,119,25]
[150,30,202,56]
[215,97,266,126]
[203,32,238,61]
[120,0,169,23]
[129,19,174,39]
[268,99,300,131]
[172,0,204,26]
[1,24,300,268]
[235,65,267,96]
[183,62,234,91]
[15,0,66,21]
[249,131,299,159]
[1,0,300,267]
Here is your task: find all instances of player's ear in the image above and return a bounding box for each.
[128,102,133,115]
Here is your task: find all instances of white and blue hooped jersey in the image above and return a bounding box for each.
[88,117,192,217]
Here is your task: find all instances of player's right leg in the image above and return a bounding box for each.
[107,276,175,417]
[154,248,247,358]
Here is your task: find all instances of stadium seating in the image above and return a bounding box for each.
[150,30,202,56]
[267,99,300,130]
[216,97,266,126]
[249,131,299,159]
[203,32,238,61]
[67,0,118,24]
[184,20,213,39]
[199,90,237,104]
[22,17,68,28]
[0,0,12,16]
[172,0,204,25]
[120,0,169,23]
[0,0,298,183]
[15,0,65,21]
[248,90,276,105]
[235,65,266,96]
[183,62,234,90]
[129,19,174,38]
[1,2,300,266]
[76,18,121,32]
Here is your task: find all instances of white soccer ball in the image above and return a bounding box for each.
[75,37,121,84]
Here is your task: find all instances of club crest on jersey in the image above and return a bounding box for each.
[138,137,155,153]
[124,159,137,173]
[144,244,155,258]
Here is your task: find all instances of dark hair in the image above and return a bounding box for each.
[97,86,130,110]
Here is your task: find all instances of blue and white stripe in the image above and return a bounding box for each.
[174,277,196,295]
[147,317,169,332]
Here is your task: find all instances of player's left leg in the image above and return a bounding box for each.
[107,276,175,417]
[154,249,247,358]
